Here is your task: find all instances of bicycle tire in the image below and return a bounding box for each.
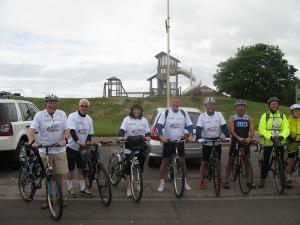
[212,158,221,197]
[130,164,143,203]
[232,153,239,181]
[173,157,185,198]
[96,162,112,207]
[84,161,94,189]
[207,160,212,181]
[274,155,285,194]
[238,158,253,195]
[108,152,122,187]
[46,174,63,220]
[18,167,34,201]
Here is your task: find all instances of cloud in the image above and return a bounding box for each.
[0,0,299,97]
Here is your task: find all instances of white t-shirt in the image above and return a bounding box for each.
[157,108,192,141]
[120,116,150,137]
[30,109,68,154]
[67,111,94,151]
[196,111,226,143]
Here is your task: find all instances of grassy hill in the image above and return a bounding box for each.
[27,96,290,136]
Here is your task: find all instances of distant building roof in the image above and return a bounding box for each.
[155,52,181,63]
[147,74,158,81]
[107,76,121,81]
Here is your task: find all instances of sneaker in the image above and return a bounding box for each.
[185,181,191,191]
[80,188,92,197]
[223,181,230,189]
[157,182,165,192]
[67,188,77,198]
[258,179,265,188]
[247,182,256,188]
[285,180,293,189]
[198,180,205,189]
[126,187,132,197]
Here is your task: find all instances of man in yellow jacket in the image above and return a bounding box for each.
[286,104,300,188]
[258,97,290,188]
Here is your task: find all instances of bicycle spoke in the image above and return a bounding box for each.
[130,165,143,203]
[18,167,34,201]
[173,157,185,198]
[108,153,122,187]
[238,158,253,195]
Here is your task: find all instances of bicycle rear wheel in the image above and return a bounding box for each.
[274,156,285,194]
[130,164,143,203]
[238,158,253,195]
[108,152,122,187]
[46,174,63,220]
[173,157,185,198]
[18,167,34,201]
[212,158,221,197]
[96,162,112,206]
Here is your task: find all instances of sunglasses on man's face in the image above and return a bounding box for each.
[80,105,89,108]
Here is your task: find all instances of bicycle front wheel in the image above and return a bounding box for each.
[96,162,112,207]
[46,174,63,220]
[130,164,143,203]
[212,158,221,197]
[108,153,122,187]
[274,156,285,194]
[18,167,34,201]
[238,158,253,195]
[173,157,185,198]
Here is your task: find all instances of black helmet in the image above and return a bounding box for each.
[267,96,279,104]
[235,99,246,106]
[44,94,59,102]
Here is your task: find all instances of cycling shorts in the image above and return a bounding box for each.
[202,144,221,161]
[162,142,185,158]
[66,147,85,171]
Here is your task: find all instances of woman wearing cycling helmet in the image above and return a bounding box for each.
[117,104,150,197]
[196,97,231,189]
[286,103,300,188]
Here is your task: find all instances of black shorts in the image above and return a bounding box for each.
[202,144,221,161]
[229,140,250,157]
[162,142,185,158]
[66,147,85,171]
[288,152,297,158]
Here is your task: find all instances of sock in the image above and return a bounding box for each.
[66,180,73,191]
[79,180,85,191]
[160,179,165,184]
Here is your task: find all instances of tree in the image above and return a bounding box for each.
[213,43,298,105]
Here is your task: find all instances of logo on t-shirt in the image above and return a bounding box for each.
[47,124,60,132]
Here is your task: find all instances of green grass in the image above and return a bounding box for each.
[26,96,290,136]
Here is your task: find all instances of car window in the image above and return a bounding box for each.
[27,103,39,119]
[19,103,32,121]
[150,110,159,126]
[187,112,201,128]
[0,103,18,122]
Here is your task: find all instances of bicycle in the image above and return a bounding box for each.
[166,139,186,198]
[80,143,112,206]
[231,140,259,195]
[108,140,144,203]
[18,144,64,220]
[200,138,229,197]
[284,134,300,177]
[257,137,285,193]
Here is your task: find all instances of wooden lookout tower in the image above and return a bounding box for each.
[103,76,128,97]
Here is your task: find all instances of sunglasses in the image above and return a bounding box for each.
[80,105,89,108]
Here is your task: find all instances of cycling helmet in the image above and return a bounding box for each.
[44,94,59,102]
[290,104,300,110]
[204,97,216,104]
[235,99,246,106]
[267,96,279,104]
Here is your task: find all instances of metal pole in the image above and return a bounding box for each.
[166,0,170,107]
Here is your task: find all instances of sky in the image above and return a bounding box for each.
[0,0,299,98]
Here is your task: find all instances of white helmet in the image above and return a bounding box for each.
[204,97,216,104]
[290,104,300,110]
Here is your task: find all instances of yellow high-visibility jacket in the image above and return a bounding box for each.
[258,110,290,146]
[287,117,300,152]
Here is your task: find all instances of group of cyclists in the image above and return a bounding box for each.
[26,93,300,209]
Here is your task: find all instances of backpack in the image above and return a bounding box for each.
[265,111,284,123]
[162,109,186,126]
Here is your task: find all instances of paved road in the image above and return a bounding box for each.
[1,144,300,225]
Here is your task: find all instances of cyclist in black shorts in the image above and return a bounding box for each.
[223,99,255,189]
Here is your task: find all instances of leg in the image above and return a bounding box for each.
[259,146,272,188]
[158,143,172,192]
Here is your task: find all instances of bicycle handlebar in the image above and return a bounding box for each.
[37,144,61,148]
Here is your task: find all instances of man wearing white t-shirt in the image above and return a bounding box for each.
[156,96,195,192]
[196,97,230,189]
[66,99,94,197]
[28,94,69,209]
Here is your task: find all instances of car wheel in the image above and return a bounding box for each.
[12,140,25,169]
